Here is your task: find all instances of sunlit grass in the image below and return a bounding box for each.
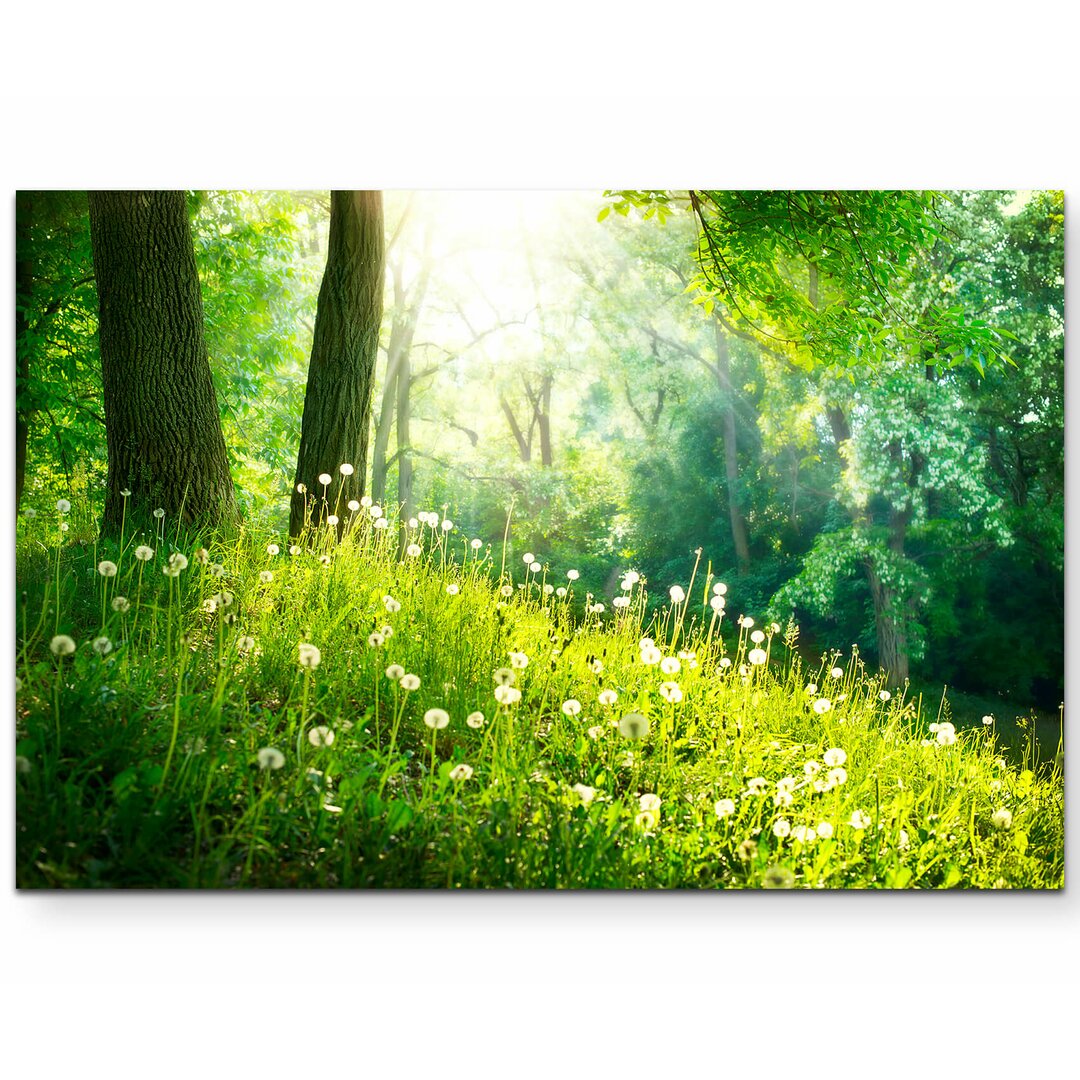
[14,492,1064,889]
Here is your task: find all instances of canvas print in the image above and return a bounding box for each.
[13,189,1064,888]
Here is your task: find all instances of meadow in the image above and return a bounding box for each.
[14,486,1064,889]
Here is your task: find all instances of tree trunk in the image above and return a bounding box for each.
[866,562,910,684]
[537,373,553,467]
[290,191,385,537]
[88,190,237,533]
[713,322,751,573]
[15,195,32,510]
[396,342,414,538]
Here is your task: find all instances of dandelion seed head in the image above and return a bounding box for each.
[879,690,891,702]
[298,643,322,669]
[257,747,285,770]
[339,463,354,476]
[385,664,405,681]
[750,630,765,644]
[566,569,579,581]
[135,545,154,562]
[714,798,736,819]
[237,636,255,653]
[555,586,567,598]
[668,585,686,604]
[812,697,832,714]
[618,712,650,740]
[442,519,454,532]
[97,560,118,578]
[92,636,113,656]
[424,708,450,730]
[318,473,332,486]
[598,689,618,706]
[772,818,791,839]
[522,552,535,564]
[111,596,131,613]
[823,748,847,767]
[50,634,76,657]
[827,767,847,787]
[658,681,683,703]
[470,538,483,550]
[748,648,767,666]
[494,684,521,705]
[445,583,459,595]
[848,809,871,830]
[259,570,273,584]
[383,595,401,613]
[399,673,420,691]
[660,656,681,675]
[561,698,582,717]
[466,711,485,729]
[406,543,422,557]
[361,495,372,508]
[153,508,165,520]
[449,763,473,781]
[368,632,385,648]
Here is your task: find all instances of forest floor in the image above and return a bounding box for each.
[13,506,1065,889]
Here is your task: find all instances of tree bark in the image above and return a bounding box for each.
[88,190,237,532]
[290,191,385,537]
[713,322,751,573]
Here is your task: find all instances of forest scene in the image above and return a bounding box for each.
[13,188,1064,889]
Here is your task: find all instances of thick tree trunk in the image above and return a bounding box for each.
[290,191,385,537]
[866,563,910,684]
[88,190,237,533]
[713,322,751,573]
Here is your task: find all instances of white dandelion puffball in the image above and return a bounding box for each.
[374,518,389,530]
[823,748,847,767]
[50,635,76,657]
[368,632,385,648]
[544,584,555,596]
[572,783,596,805]
[92,636,113,656]
[406,543,422,557]
[746,777,768,795]
[555,587,567,598]
[639,793,662,813]
[399,673,420,691]
[815,821,835,840]
[309,726,335,748]
[935,722,957,746]
[449,763,473,781]
[772,818,791,839]
[587,725,604,740]
[827,767,848,787]
[499,584,514,598]
[349,501,362,513]
[713,582,727,596]
[267,543,280,556]
[152,507,166,520]
[529,561,541,573]
[590,658,604,674]
[442,519,454,532]
[567,569,579,581]
[848,809,871,830]
[612,595,630,609]
[669,585,686,604]
[991,808,1013,830]
[830,666,844,679]
[383,595,401,613]
[589,602,605,614]
[719,657,732,669]
[369,505,383,519]
[259,570,273,584]
[257,747,285,770]
[710,595,726,613]
[97,560,118,578]
[982,714,995,726]
[381,624,393,638]
[298,643,322,669]
[56,499,72,514]
[494,684,521,705]
[748,648,767,666]
[135,545,154,562]
[640,645,662,666]
[635,810,659,831]
[164,552,188,575]
[561,699,582,717]
[813,697,832,714]
[660,656,681,675]
[741,616,755,629]
[522,552,535,564]
[658,681,683,704]
[466,711,485,729]
[339,462,354,476]
[493,667,516,687]
[326,514,339,527]
[446,583,460,595]
[296,483,307,495]
[879,690,891,702]
[714,798,736,819]
[237,636,255,653]
[622,570,640,588]
[598,689,618,706]
[289,545,301,556]
[471,538,483,550]
[618,712,650,740]
[318,473,332,486]
[361,495,373,508]
[385,664,405,681]
[424,708,450,730]
[750,629,765,644]
[111,596,131,613]
[804,760,821,777]
[509,651,529,670]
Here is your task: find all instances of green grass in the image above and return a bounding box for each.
[14,498,1064,889]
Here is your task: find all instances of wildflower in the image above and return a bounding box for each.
[494,685,521,705]
[259,570,273,584]
[406,543,422,557]
[668,585,685,604]
[134,545,154,562]
[719,657,732,669]
[522,552,535,564]
[598,689,618,706]
[746,777,768,795]
[982,714,995,726]
[567,569,579,581]
[823,748,847,767]
[618,712,650,740]
[257,747,285,770]
[91,635,113,656]
[991,808,1013,830]
[804,760,821,777]
[56,498,72,514]
[97,560,118,578]
[805,683,818,695]
[111,596,131,613]
[466,711,485,729]
[935,722,957,746]
[424,708,450,730]
[499,584,514,598]
[445,583,460,595]
[773,791,793,808]
[660,656,681,675]
[449,763,473,782]
[385,664,405,681]
[493,667,516,687]
[827,767,847,787]
[748,648,767,666]
[361,495,373,508]
[815,821,835,840]
[61,522,69,532]
[508,651,529,670]
[640,645,662,666]
[296,483,308,495]
[16,755,32,775]
[50,635,76,657]
[590,658,604,674]
[374,518,389,530]
[639,793,662,814]
[237,636,255,654]
[750,630,765,645]
[266,543,280,556]
[621,571,640,589]
[572,783,596,805]
[776,776,797,795]
[318,472,332,486]
[442,519,454,532]
[556,586,567,598]
[164,552,188,576]
[879,690,891,702]
[812,697,832,714]
[587,725,604,740]
[589,603,605,614]
[658,681,683,704]
[298,643,321,669]
[898,829,910,850]
[326,514,340,527]
[471,538,483,550]
[339,463,354,476]
[153,508,165,520]
[712,582,728,596]
[715,798,736,819]
[399,674,420,691]
[210,563,225,576]
[370,505,383,519]
[612,595,630,609]
[791,825,816,843]
[709,595,726,613]
[635,810,658,831]
[383,595,401,613]
[772,818,791,839]
[829,666,844,679]
[848,809,871,830]
[309,726,335,748]
[368,632,385,648]
[529,561,542,574]
[561,699,582,717]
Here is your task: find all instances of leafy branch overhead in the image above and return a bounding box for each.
[603,189,1016,374]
